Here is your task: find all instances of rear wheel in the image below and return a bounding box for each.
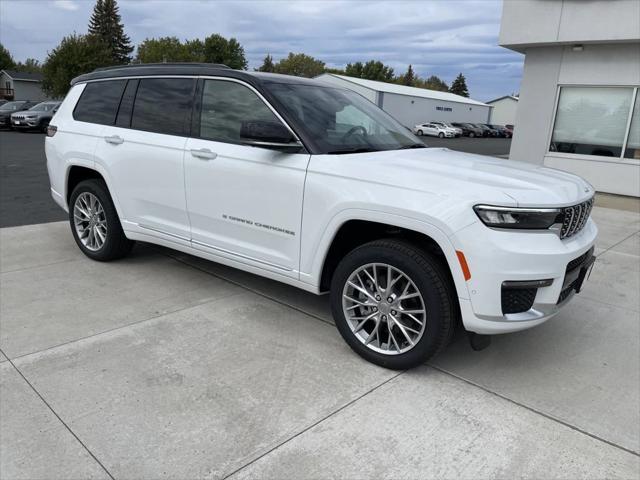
[469,132,475,138]
[438,132,444,138]
[69,179,134,261]
[417,130,423,136]
[330,239,456,370]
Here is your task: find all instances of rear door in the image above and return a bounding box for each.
[184,78,309,277]
[94,77,196,243]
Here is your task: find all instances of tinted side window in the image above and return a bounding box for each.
[73,80,127,125]
[115,79,139,128]
[200,80,282,143]
[131,78,195,136]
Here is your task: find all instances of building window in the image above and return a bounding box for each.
[550,86,637,158]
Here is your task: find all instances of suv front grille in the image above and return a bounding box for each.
[560,197,594,239]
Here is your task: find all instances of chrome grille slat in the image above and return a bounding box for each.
[560,197,594,239]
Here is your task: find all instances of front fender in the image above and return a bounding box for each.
[299,208,471,301]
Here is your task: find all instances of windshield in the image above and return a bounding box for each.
[265,83,424,154]
[0,102,25,112]
[29,102,57,112]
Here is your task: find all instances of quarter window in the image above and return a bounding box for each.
[73,80,127,125]
[131,78,195,136]
[199,80,282,143]
[550,87,634,158]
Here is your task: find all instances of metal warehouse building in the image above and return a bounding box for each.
[315,73,492,128]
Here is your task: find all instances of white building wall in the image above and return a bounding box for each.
[500,0,640,49]
[488,98,518,125]
[509,43,640,197]
[381,92,491,127]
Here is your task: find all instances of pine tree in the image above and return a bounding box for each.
[449,73,470,97]
[257,54,275,72]
[88,0,133,64]
[401,64,416,86]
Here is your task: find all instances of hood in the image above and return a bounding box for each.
[321,148,594,207]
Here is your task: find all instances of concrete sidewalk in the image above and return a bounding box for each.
[1,207,639,479]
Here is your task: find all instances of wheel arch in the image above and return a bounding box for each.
[65,164,125,221]
[313,213,469,302]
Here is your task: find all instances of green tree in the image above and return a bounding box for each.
[398,64,416,86]
[362,60,394,82]
[344,60,394,82]
[88,0,133,64]
[421,75,448,92]
[0,43,15,71]
[42,34,112,97]
[273,52,325,78]
[14,58,43,73]
[184,39,205,62]
[256,54,275,72]
[449,73,469,97]
[202,34,247,69]
[344,61,364,78]
[136,37,191,63]
[323,67,345,75]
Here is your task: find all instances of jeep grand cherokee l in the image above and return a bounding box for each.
[46,64,597,369]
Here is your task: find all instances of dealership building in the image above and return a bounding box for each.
[500,0,640,197]
[315,73,492,128]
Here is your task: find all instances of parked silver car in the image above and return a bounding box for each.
[11,101,61,132]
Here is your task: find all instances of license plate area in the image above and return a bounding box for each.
[558,248,596,304]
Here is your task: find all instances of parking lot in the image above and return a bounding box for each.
[1,130,639,478]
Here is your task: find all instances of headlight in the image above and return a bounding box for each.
[474,205,562,230]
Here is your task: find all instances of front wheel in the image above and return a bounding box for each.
[69,179,134,261]
[469,132,475,138]
[330,239,457,370]
[417,130,423,136]
[438,132,444,138]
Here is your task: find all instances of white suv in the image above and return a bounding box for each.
[46,64,597,369]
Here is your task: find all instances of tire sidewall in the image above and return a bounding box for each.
[69,180,124,261]
[330,243,451,369]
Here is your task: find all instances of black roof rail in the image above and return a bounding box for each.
[92,62,230,72]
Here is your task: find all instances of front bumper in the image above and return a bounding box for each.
[452,218,598,334]
[11,118,39,129]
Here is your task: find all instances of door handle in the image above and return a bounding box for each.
[104,135,124,145]
[190,148,217,160]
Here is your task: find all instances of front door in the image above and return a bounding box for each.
[184,78,309,277]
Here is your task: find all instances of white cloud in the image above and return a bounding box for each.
[53,0,79,11]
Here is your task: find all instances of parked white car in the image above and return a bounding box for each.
[431,121,463,137]
[413,123,455,138]
[46,64,597,370]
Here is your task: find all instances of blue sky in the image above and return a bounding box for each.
[0,0,524,101]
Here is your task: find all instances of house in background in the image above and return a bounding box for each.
[315,73,492,127]
[500,0,640,197]
[487,95,518,126]
[0,70,49,102]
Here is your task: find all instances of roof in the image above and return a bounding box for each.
[486,95,519,104]
[70,63,328,87]
[1,70,43,82]
[315,73,489,106]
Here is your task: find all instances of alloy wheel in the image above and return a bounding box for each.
[73,192,107,251]
[342,263,427,355]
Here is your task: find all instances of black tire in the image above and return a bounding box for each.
[40,119,50,133]
[69,179,134,261]
[438,132,444,138]
[330,239,457,370]
[469,132,475,138]
[417,130,423,136]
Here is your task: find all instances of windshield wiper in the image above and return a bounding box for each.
[326,147,380,154]
[397,144,426,149]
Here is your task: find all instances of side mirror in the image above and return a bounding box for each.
[240,121,302,152]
